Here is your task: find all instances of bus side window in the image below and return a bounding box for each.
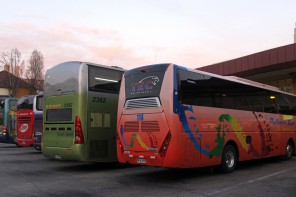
[262,91,278,114]
[177,69,296,115]
[178,70,215,107]
[248,96,264,112]
[289,96,296,115]
[278,94,296,115]
[274,94,289,115]
[36,96,43,111]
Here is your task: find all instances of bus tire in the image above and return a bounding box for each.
[219,144,237,173]
[283,141,293,160]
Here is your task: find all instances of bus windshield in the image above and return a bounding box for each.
[124,64,168,99]
[46,108,72,122]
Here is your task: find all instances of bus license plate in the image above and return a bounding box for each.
[137,158,146,164]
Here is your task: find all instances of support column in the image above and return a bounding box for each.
[292,77,296,95]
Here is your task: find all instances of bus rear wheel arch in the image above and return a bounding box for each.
[219,143,238,173]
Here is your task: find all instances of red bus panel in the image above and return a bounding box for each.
[17,110,34,146]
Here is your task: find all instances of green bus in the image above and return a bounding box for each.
[0,97,18,144]
[42,61,125,162]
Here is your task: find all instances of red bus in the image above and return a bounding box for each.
[17,93,43,147]
[117,63,296,172]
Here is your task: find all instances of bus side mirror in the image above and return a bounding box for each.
[0,101,4,109]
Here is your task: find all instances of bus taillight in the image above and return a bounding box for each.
[74,116,85,144]
[159,131,171,157]
[3,126,6,135]
[116,132,124,153]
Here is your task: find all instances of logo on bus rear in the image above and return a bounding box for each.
[137,114,143,121]
[20,123,29,133]
[131,76,159,94]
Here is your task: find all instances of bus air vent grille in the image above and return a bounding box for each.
[141,121,160,132]
[89,140,108,159]
[124,97,160,109]
[18,117,31,123]
[124,121,139,132]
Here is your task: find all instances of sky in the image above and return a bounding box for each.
[1,0,296,70]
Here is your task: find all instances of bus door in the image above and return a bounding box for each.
[86,65,123,162]
[87,91,118,162]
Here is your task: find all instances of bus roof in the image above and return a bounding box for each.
[48,61,126,72]
[225,76,281,91]
[84,62,126,71]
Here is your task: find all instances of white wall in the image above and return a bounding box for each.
[0,88,9,96]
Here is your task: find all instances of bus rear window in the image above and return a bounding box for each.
[124,64,168,99]
[88,65,124,94]
[17,96,34,110]
[46,108,72,122]
[9,100,17,111]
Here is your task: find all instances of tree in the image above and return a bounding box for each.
[26,49,44,91]
[0,48,25,96]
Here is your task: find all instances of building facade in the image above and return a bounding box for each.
[0,70,36,98]
[197,43,296,94]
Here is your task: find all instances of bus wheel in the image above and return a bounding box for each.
[219,145,237,173]
[283,141,293,160]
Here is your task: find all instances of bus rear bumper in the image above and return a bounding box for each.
[118,152,164,167]
[41,144,86,161]
[17,138,33,147]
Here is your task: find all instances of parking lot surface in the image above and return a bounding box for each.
[0,143,295,197]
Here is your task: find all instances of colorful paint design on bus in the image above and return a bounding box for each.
[120,125,158,151]
[172,89,294,158]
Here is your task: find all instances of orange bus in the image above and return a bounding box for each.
[117,63,296,172]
